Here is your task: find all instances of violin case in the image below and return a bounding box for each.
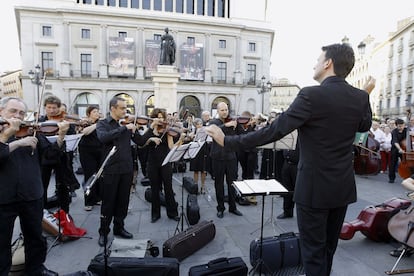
[163,220,216,261]
[186,194,200,225]
[183,176,199,195]
[340,197,411,242]
[144,187,166,206]
[87,254,179,276]
[188,257,248,276]
[249,232,302,274]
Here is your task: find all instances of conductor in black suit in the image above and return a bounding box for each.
[206,43,374,276]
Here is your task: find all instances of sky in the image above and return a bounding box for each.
[1,0,413,87]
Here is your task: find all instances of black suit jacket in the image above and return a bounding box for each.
[225,76,372,208]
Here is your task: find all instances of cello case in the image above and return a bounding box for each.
[388,205,414,248]
[340,197,411,242]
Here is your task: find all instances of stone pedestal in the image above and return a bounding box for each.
[151,65,180,113]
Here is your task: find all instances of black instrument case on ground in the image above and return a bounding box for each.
[188,257,248,276]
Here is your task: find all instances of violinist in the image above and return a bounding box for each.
[78,106,102,211]
[95,96,140,246]
[389,119,407,183]
[38,95,76,212]
[0,97,59,275]
[135,108,183,223]
[209,102,243,219]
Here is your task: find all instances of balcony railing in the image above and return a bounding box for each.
[70,70,100,78]
[211,76,235,84]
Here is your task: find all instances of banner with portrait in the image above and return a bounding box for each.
[179,43,204,80]
[145,39,161,77]
[108,37,135,77]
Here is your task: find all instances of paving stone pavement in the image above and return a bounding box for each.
[11,163,414,275]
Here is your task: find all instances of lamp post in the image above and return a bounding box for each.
[357,41,366,56]
[257,76,272,113]
[28,65,42,107]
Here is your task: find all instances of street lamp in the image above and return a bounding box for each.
[357,41,366,56]
[28,65,42,106]
[257,76,272,113]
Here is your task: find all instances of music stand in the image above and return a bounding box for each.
[162,141,205,234]
[233,179,288,276]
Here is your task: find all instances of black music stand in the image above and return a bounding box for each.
[162,141,205,234]
[233,179,288,276]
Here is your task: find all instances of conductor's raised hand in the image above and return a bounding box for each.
[363,76,376,94]
[205,125,225,147]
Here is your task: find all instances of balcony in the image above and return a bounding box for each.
[211,76,235,84]
[70,70,100,78]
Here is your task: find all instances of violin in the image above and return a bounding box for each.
[120,115,154,126]
[224,115,250,124]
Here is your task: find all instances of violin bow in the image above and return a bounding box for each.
[31,70,48,155]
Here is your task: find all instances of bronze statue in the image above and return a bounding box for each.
[159,28,176,65]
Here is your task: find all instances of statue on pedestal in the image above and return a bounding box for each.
[159,28,176,65]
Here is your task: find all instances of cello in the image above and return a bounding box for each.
[353,131,381,175]
[398,109,414,179]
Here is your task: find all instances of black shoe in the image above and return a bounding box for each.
[217,211,224,218]
[113,228,133,239]
[389,179,395,183]
[169,215,180,221]
[151,215,160,223]
[40,265,58,276]
[277,212,293,219]
[98,234,106,246]
[229,209,243,216]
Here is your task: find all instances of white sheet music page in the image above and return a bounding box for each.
[234,179,288,195]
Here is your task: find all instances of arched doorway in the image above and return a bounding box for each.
[145,95,155,116]
[211,96,231,118]
[116,93,135,114]
[73,92,100,118]
[179,95,201,119]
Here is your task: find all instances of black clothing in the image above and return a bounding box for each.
[209,118,243,212]
[78,126,102,206]
[96,116,140,235]
[135,128,178,219]
[237,125,257,180]
[259,149,284,181]
[281,147,299,213]
[0,135,58,275]
[389,127,406,182]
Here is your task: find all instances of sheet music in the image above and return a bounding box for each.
[162,141,205,166]
[258,130,297,150]
[233,179,288,196]
[184,141,205,159]
[46,134,84,152]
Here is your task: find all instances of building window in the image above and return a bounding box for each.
[219,40,226,49]
[81,28,91,39]
[41,52,53,75]
[119,0,128,7]
[42,26,52,37]
[407,95,412,106]
[217,62,227,82]
[96,0,104,5]
[143,0,150,9]
[131,0,139,8]
[387,98,391,109]
[154,34,162,41]
[249,42,256,52]
[165,0,173,12]
[247,64,256,84]
[396,96,401,108]
[217,0,224,17]
[176,0,183,12]
[187,0,194,14]
[197,0,205,15]
[119,31,127,38]
[187,37,195,45]
[154,0,162,10]
[81,54,92,77]
[108,0,116,7]
[207,0,215,16]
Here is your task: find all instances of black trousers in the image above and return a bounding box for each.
[99,172,132,235]
[280,161,297,212]
[212,158,238,212]
[0,198,46,275]
[79,146,102,206]
[237,150,257,180]
[137,147,149,177]
[147,162,178,218]
[296,203,347,276]
[388,149,401,181]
